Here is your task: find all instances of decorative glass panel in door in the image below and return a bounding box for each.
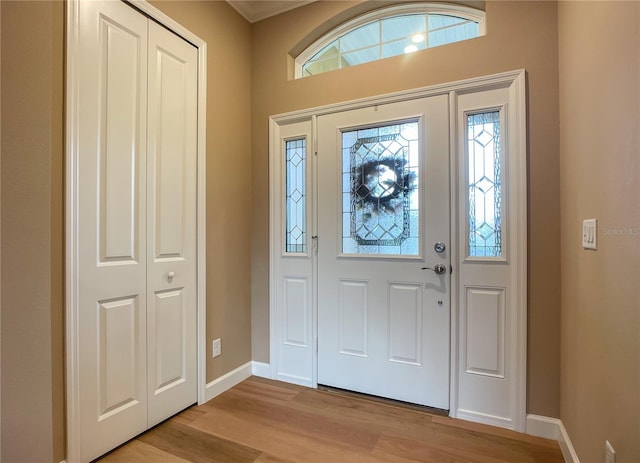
[341,121,420,256]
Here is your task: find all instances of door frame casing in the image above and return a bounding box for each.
[64,1,207,462]
[268,70,527,431]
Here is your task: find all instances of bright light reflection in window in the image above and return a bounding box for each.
[297,7,485,78]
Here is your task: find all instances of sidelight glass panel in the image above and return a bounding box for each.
[285,138,306,253]
[467,111,502,257]
[342,121,420,256]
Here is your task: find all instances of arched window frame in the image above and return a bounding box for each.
[294,3,486,78]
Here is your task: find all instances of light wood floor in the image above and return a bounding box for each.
[97,376,564,463]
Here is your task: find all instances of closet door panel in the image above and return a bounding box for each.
[146,19,198,427]
[76,1,149,461]
[153,289,186,387]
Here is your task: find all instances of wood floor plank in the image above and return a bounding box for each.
[252,454,297,463]
[404,423,545,462]
[205,389,381,451]
[95,377,564,463]
[230,377,303,403]
[97,440,193,463]
[171,406,208,426]
[187,406,386,463]
[431,416,559,447]
[375,433,525,463]
[288,387,435,440]
[139,420,261,463]
[423,420,562,462]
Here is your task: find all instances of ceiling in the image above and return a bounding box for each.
[226,0,315,23]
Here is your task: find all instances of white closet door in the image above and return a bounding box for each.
[75,2,198,460]
[146,20,198,427]
[77,1,149,461]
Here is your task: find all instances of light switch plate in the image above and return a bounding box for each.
[582,219,597,250]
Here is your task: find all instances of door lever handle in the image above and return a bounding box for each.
[421,264,446,275]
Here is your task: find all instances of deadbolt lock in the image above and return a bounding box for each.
[434,242,446,253]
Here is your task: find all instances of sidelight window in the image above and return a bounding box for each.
[285,138,307,253]
[467,111,503,257]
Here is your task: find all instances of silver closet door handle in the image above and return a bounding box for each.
[421,264,446,275]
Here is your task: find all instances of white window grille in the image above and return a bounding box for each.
[295,3,485,78]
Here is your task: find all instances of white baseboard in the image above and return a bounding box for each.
[204,361,252,402]
[557,420,580,463]
[251,361,271,378]
[526,414,560,440]
[276,372,313,387]
[455,409,513,430]
[526,414,580,463]
[251,362,312,387]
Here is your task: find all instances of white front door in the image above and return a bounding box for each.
[74,1,198,460]
[317,95,450,409]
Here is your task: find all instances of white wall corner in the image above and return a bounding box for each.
[526,414,580,463]
[204,361,252,403]
[251,361,271,378]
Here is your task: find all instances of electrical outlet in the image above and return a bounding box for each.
[605,440,615,463]
[212,338,221,358]
[582,219,597,250]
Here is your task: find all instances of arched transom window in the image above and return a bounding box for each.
[296,3,485,78]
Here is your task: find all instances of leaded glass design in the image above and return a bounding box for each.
[342,122,420,255]
[467,111,502,257]
[299,8,484,78]
[285,138,306,253]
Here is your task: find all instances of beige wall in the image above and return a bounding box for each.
[250,0,561,417]
[558,2,640,462]
[150,0,253,385]
[0,2,65,462]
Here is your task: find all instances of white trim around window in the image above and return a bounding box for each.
[295,2,486,78]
